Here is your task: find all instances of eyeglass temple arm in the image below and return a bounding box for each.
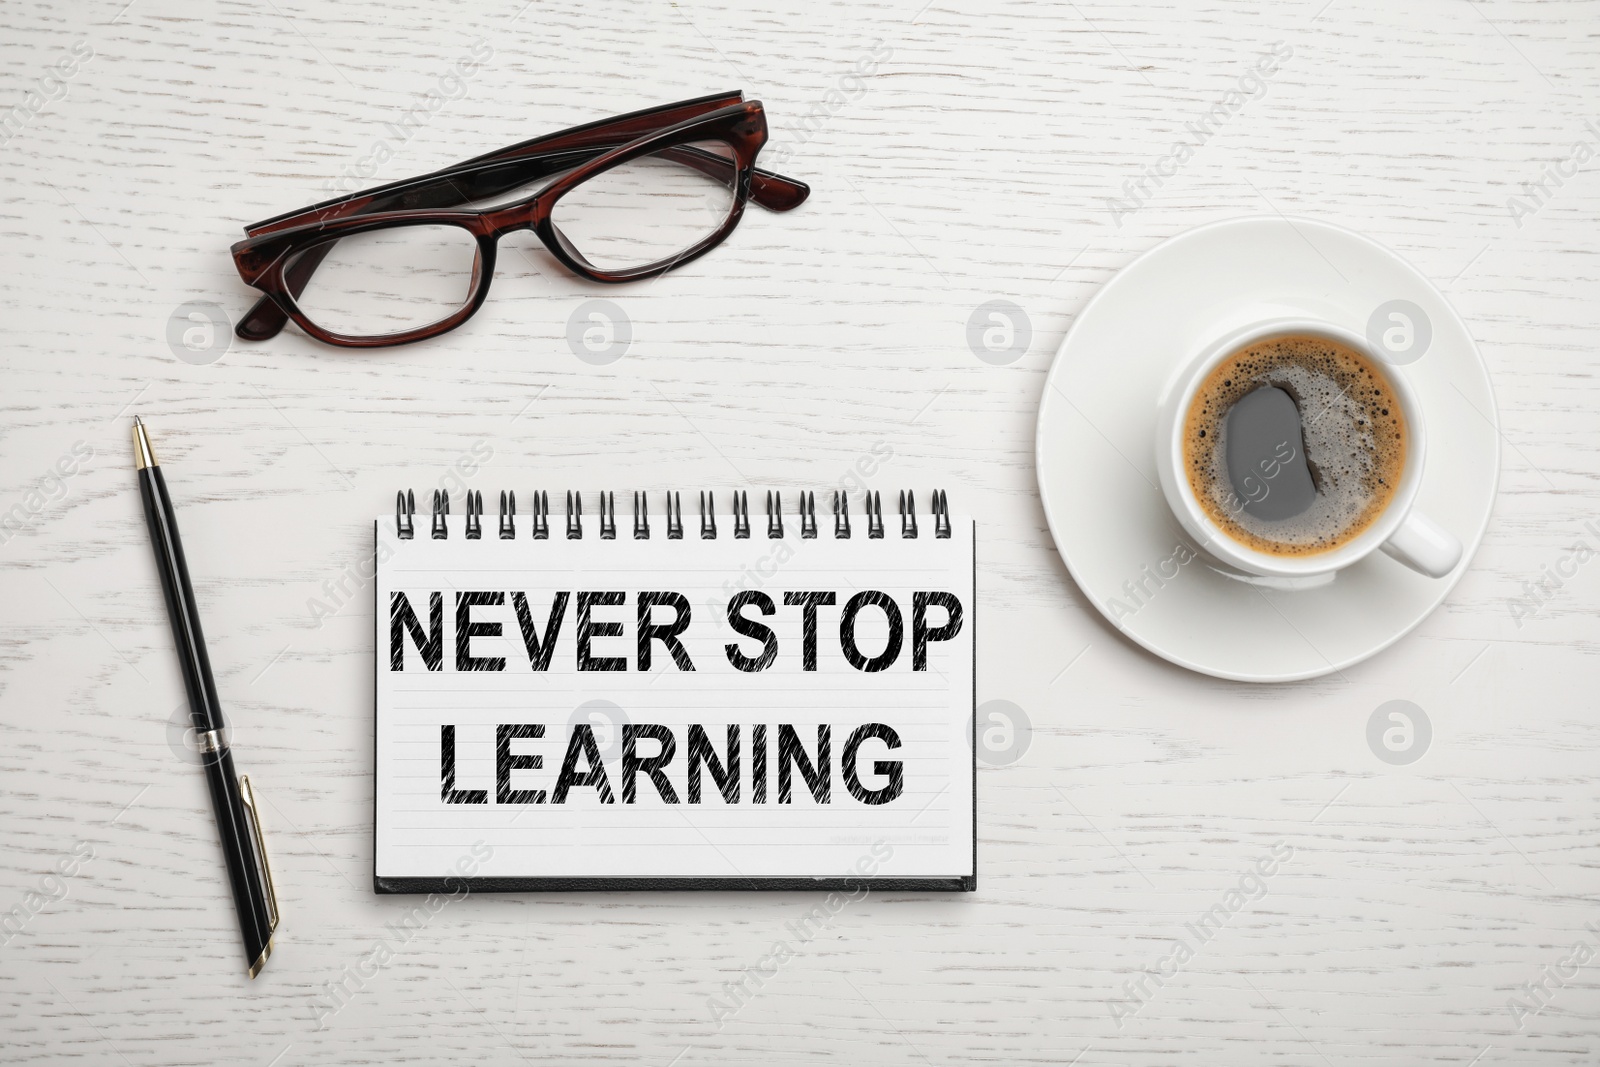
[657,146,809,210]
[238,247,331,340]
[237,152,808,341]
[243,90,758,239]
[249,140,806,241]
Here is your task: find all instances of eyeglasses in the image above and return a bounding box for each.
[230,92,809,348]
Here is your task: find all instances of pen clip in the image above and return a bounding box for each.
[238,775,280,932]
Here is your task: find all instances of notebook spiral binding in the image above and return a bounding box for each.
[397,489,954,541]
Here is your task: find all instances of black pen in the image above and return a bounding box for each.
[133,416,279,977]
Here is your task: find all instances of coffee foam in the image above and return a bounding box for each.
[1182,334,1407,556]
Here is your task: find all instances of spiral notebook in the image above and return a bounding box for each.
[373,488,975,893]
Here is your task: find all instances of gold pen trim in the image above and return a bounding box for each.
[132,416,158,470]
[238,775,281,933]
[248,937,274,979]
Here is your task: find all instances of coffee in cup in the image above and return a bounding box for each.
[1156,318,1460,580]
[1181,333,1406,557]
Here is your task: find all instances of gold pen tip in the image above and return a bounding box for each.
[132,416,157,470]
[248,938,273,979]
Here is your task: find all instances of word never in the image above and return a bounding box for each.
[440,721,905,806]
[390,588,964,674]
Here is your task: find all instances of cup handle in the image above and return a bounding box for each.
[1379,510,1462,578]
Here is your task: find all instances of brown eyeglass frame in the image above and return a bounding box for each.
[229,92,810,348]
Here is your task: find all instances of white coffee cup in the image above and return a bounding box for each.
[1154,318,1462,580]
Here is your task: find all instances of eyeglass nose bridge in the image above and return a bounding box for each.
[481,198,544,239]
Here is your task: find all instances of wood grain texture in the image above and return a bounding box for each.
[1,0,1598,1062]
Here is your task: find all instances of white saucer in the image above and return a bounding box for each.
[1035,216,1499,682]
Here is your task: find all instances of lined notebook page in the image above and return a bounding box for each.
[373,512,974,884]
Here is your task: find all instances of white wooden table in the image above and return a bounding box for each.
[2,1,1597,1063]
